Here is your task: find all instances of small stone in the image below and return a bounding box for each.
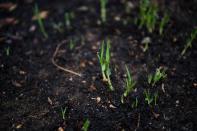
[81,80,86,84]
[19,70,26,75]
[96,97,101,103]
[29,25,36,32]
[58,127,64,131]
[91,45,97,50]
[69,77,73,81]
[114,16,121,21]
[88,61,94,65]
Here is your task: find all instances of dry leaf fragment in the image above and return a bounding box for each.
[16,124,23,129]
[0,3,17,11]
[47,97,53,105]
[32,11,49,20]
[109,104,116,109]
[0,17,18,28]
[12,80,22,87]
[89,84,96,91]
[193,83,197,88]
[152,111,160,119]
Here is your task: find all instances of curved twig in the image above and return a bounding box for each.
[52,41,82,77]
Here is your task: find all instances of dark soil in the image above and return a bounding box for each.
[0,0,197,130]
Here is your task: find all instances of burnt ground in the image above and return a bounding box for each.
[0,0,197,130]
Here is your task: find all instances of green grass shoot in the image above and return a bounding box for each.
[97,39,114,91]
[159,12,170,35]
[181,28,197,55]
[60,107,67,120]
[82,119,90,131]
[121,65,136,103]
[100,0,108,23]
[34,4,48,38]
[138,0,158,33]
[148,67,167,86]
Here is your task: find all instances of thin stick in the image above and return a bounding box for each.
[135,113,140,131]
[52,41,82,77]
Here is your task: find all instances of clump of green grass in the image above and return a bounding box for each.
[60,107,67,120]
[121,65,136,103]
[34,4,48,38]
[97,39,114,91]
[148,67,167,86]
[159,13,170,35]
[138,0,170,34]
[100,0,108,23]
[82,119,90,131]
[181,28,197,55]
[138,0,158,33]
[144,90,158,106]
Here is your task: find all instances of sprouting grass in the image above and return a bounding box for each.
[181,28,197,55]
[100,0,108,23]
[64,12,74,28]
[159,12,170,35]
[144,89,153,105]
[52,22,64,33]
[34,4,48,38]
[82,119,90,131]
[154,91,158,106]
[121,65,136,103]
[132,97,138,108]
[60,107,67,120]
[148,67,167,86]
[5,47,10,56]
[138,0,158,33]
[97,39,114,91]
[144,90,158,106]
[141,37,151,52]
[69,38,75,50]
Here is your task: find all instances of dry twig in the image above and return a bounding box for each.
[52,41,82,77]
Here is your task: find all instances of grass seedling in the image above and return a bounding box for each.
[82,119,90,131]
[5,47,10,56]
[52,22,64,33]
[138,0,158,33]
[34,4,48,38]
[154,91,158,106]
[97,39,114,91]
[60,107,67,120]
[64,13,70,28]
[144,89,153,105]
[144,90,158,106]
[141,37,151,52]
[69,38,75,50]
[148,67,167,86]
[132,97,138,108]
[100,0,108,23]
[159,13,170,35]
[181,28,197,55]
[121,66,136,103]
[64,12,74,28]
